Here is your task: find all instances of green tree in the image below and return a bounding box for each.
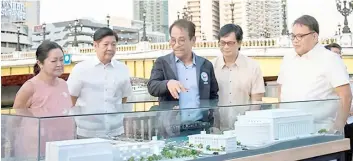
[191,149,198,156]
[128,157,135,161]
[206,145,211,151]
[167,145,175,150]
[161,148,168,157]
[221,146,225,151]
[147,156,154,161]
[152,154,159,160]
[175,152,181,158]
[318,129,328,134]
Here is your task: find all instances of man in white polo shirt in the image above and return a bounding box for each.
[277,15,352,133]
[67,27,133,138]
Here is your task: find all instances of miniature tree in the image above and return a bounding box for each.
[128,157,135,161]
[176,148,183,155]
[161,148,168,157]
[221,146,225,151]
[166,152,174,159]
[191,149,198,156]
[184,149,192,157]
[318,129,328,134]
[180,149,188,157]
[175,152,181,158]
[237,141,241,146]
[139,157,145,161]
[206,145,211,151]
[152,154,159,160]
[147,156,154,161]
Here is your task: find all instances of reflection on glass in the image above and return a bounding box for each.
[1,99,346,161]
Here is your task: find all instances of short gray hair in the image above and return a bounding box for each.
[293,15,319,34]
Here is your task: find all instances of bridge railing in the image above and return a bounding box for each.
[0,36,346,61]
[1,52,36,61]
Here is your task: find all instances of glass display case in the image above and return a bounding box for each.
[1,99,350,161]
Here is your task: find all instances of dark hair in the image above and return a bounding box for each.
[293,15,319,34]
[325,43,342,51]
[169,19,195,40]
[34,41,64,76]
[218,24,243,51]
[93,27,119,42]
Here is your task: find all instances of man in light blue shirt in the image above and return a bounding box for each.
[175,55,202,123]
[147,19,219,129]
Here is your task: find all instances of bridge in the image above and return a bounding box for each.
[1,37,353,106]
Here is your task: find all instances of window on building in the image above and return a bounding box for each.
[8,43,17,48]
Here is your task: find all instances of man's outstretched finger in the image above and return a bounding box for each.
[171,88,179,99]
[175,85,181,93]
[179,84,188,92]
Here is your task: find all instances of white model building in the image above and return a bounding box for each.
[234,109,314,147]
[45,138,113,161]
[112,136,165,161]
[188,131,237,153]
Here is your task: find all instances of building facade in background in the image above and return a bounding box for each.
[187,0,220,41]
[167,0,220,41]
[133,0,169,40]
[31,19,166,49]
[244,0,282,38]
[1,23,31,54]
[219,0,245,32]
[168,0,283,40]
[1,0,40,54]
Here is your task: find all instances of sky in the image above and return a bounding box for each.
[40,0,353,38]
[40,0,133,23]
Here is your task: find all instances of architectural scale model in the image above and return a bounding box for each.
[187,131,238,153]
[234,109,314,147]
[45,136,201,161]
[45,138,114,161]
[112,136,165,160]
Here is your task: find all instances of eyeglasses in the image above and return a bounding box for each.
[219,41,237,46]
[169,38,186,46]
[290,32,314,41]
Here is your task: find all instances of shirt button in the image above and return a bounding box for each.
[229,93,232,94]
[230,80,232,82]
[186,78,188,80]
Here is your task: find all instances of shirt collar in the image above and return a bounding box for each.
[92,56,115,68]
[295,43,321,59]
[175,52,196,65]
[217,54,245,69]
